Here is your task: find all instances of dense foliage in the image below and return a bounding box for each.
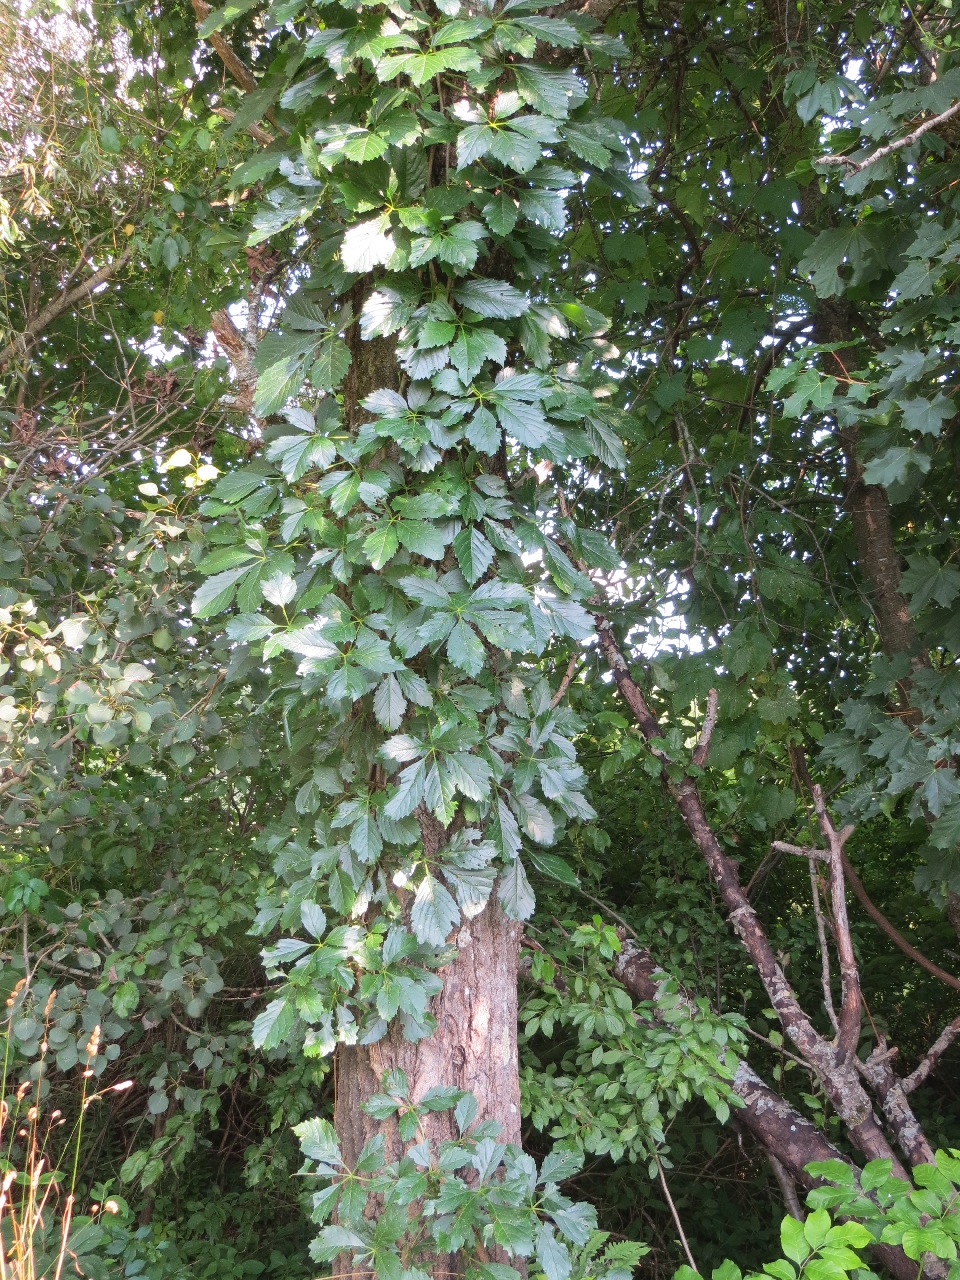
[2,0,960,1276]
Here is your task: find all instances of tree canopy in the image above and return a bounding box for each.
[2,0,960,1277]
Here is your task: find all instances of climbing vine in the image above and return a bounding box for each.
[192,0,636,1047]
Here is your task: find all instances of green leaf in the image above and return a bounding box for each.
[498,858,536,921]
[513,65,582,117]
[364,522,401,570]
[536,1225,571,1280]
[397,520,447,559]
[483,193,520,236]
[376,46,481,87]
[450,327,507,381]
[452,526,495,584]
[341,217,396,272]
[301,902,327,939]
[453,279,530,318]
[457,123,496,168]
[899,394,953,437]
[862,446,931,487]
[526,849,578,886]
[900,553,960,610]
[311,334,352,390]
[192,565,252,618]
[252,996,296,1050]
[447,619,486,675]
[797,226,875,297]
[197,0,259,36]
[411,872,460,945]
[373,675,406,730]
[780,1216,808,1265]
[255,357,306,416]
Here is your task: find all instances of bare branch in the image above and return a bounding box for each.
[771,841,827,862]
[812,785,861,1062]
[191,0,258,91]
[0,246,131,367]
[810,861,840,1037]
[691,688,719,767]
[549,651,582,709]
[903,1016,960,1094]
[769,1155,803,1221]
[819,99,960,175]
[212,106,273,146]
[841,850,960,994]
[593,618,907,1174]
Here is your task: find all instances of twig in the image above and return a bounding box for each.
[811,786,860,1063]
[903,1015,960,1094]
[841,851,960,994]
[819,99,960,175]
[809,862,840,1037]
[576,888,639,939]
[0,247,131,366]
[769,1154,804,1221]
[654,1150,698,1272]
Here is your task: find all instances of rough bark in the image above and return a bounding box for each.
[334,899,524,1278]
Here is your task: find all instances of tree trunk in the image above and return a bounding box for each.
[334,899,524,1279]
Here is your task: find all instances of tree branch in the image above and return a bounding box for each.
[841,851,960,994]
[819,99,960,175]
[903,1015,960,1094]
[811,786,860,1063]
[592,618,908,1174]
[0,246,131,367]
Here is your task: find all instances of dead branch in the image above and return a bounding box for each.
[691,687,719,767]
[809,861,840,1037]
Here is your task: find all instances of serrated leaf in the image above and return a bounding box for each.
[454,279,530,318]
[192,565,252,618]
[300,901,327,938]
[376,46,481,87]
[527,849,578,886]
[341,217,396,272]
[536,1225,571,1280]
[252,996,296,1049]
[411,872,460,945]
[453,526,495,584]
[498,858,536,920]
[447,619,486,675]
[394,519,446,559]
[373,674,406,730]
[483,193,520,236]
[450,327,508,381]
[513,64,582,117]
[364,522,400,570]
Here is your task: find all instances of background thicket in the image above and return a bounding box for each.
[2,0,959,1276]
